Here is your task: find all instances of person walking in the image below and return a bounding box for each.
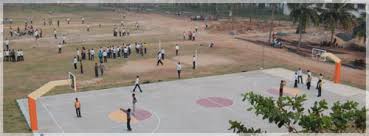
[279,80,286,97]
[120,108,132,131]
[74,98,81,118]
[176,62,182,79]
[156,52,164,66]
[132,76,143,93]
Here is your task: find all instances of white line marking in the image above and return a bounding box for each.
[39,100,65,133]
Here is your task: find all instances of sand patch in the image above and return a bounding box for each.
[171,54,235,67]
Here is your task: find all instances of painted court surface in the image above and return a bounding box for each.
[17,68,365,133]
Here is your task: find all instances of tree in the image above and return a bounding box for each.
[229,92,366,133]
[288,3,319,51]
[353,13,366,43]
[319,3,354,45]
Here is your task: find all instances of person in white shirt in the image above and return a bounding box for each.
[294,72,298,88]
[123,47,128,58]
[81,17,85,24]
[156,52,164,66]
[86,24,90,32]
[103,50,107,63]
[195,26,198,32]
[54,29,57,39]
[160,48,165,60]
[67,18,70,24]
[73,57,78,70]
[132,76,143,93]
[4,39,9,50]
[175,44,179,56]
[297,68,303,84]
[4,50,9,61]
[176,62,182,79]
[91,49,95,60]
[76,48,80,61]
[183,31,186,40]
[113,47,117,59]
[192,55,197,70]
[58,43,62,54]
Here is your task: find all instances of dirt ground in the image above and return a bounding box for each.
[3,6,366,132]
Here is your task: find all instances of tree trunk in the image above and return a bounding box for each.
[297,21,303,52]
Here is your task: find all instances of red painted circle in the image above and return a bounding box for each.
[133,108,152,121]
[196,97,233,108]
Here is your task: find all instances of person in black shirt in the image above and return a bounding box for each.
[120,108,132,131]
[94,62,99,77]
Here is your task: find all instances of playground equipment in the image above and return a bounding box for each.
[312,48,341,83]
[27,72,76,131]
[320,52,341,83]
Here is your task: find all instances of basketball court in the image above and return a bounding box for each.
[16,68,365,133]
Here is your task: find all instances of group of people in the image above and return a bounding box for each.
[279,68,324,97]
[74,75,142,131]
[183,31,197,41]
[3,49,25,62]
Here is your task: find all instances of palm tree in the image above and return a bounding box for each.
[319,3,354,45]
[288,3,319,51]
[353,13,366,43]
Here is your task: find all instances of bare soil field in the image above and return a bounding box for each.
[3,5,365,132]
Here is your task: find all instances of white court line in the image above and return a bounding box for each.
[39,100,65,133]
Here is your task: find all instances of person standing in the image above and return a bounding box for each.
[132,93,137,114]
[54,29,57,39]
[76,48,81,61]
[120,108,132,131]
[62,35,66,44]
[176,62,182,79]
[73,57,78,70]
[192,55,197,70]
[80,60,84,74]
[74,98,81,118]
[297,68,303,84]
[81,17,85,24]
[294,72,298,88]
[317,80,323,97]
[57,20,60,27]
[132,76,143,93]
[67,18,70,24]
[123,46,128,58]
[94,62,99,78]
[86,24,90,32]
[58,43,62,54]
[175,44,179,56]
[306,74,312,90]
[192,32,196,41]
[103,50,108,63]
[279,80,286,97]
[91,49,95,61]
[316,73,323,89]
[99,63,105,76]
[4,38,9,50]
[183,31,186,40]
